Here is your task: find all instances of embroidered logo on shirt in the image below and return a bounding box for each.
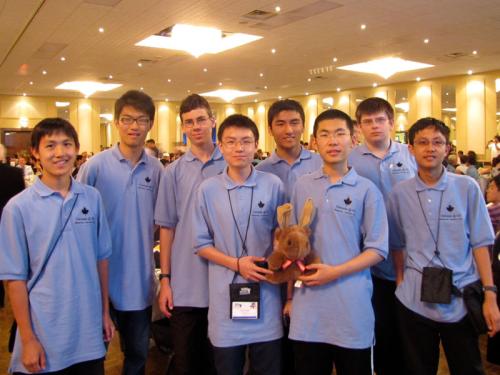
[344,197,352,205]
[390,161,411,176]
[75,207,95,224]
[334,197,356,216]
[258,201,265,208]
[252,200,270,216]
[397,162,403,167]
[446,205,454,212]
[441,202,462,221]
[81,207,89,215]
[145,177,151,183]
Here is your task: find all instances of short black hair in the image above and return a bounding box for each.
[408,117,450,145]
[313,109,353,137]
[217,114,259,142]
[114,90,155,122]
[355,97,394,123]
[179,94,213,121]
[491,174,500,190]
[267,99,305,127]
[31,118,80,151]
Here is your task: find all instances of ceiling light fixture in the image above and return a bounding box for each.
[307,78,311,82]
[416,77,421,82]
[467,69,473,75]
[336,87,341,92]
[442,108,457,112]
[42,70,47,75]
[337,57,433,79]
[360,24,366,30]
[137,62,143,67]
[60,56,66,62]
[167,78,172,83]
[98,27,104,33]
[203,68,208,72]
[271,48,276,54]
[395,102,409,112]
[108,75,113,79]
[201,89,257,102]
[29,81,34,85]
[333,57,338,62]
[278,96,283,100]
[56,81,122,98]
[275,6,281,12]
[55,101,70,107]
[372,83,378,87]
[22,93,26,96]
[472,50,478,55]
[136,24,262,58]
[260,73,264,77]
[424,38,429,44]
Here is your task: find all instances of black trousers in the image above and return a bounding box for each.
[169,307,216,375]
[14,357,104,375]
[396,300,485,375]
[293,340,372,375]
[212,338,281,375]
[371,276,406,375]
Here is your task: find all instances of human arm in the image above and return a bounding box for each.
[473,247,500,337]
[6,280,46,373]
[158,226,175,317]
[392,250,405,285]
[197,246,272,282]
[97,259,114,342]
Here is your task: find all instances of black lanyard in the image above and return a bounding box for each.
[416,190,446,267]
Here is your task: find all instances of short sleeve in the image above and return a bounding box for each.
[192,184,215,252]
[467,180,495,249]
[0,202,29,280]
[361,186,388,259]
[154,166,178,228]
[76,160,97,186]
[387,191,406,250]
[96,192,112,260]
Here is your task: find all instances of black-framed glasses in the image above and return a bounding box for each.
[182,116,212,128]
[119,116,151,127]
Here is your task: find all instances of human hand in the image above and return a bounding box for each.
[298,263,339,286]
[103,312,115,342]
[158,281,174,318]
[22,337,46,373]
[238,256,273,282]
[483,293,500,337]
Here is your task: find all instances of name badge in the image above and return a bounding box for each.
[229,283,260,319]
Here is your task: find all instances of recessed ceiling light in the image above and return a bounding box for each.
[108,75,113,79]
[360,24,366,30]
[136,24,262,58]
[187,90,191,93]
[203,68,208,72]
[264,85,268,90]
[275,5,281,12]
[472,50,478,55]
[165,98,169,102]
[424,38,429,44]
[271,48,276,54]
[336,87,341,92]
[416,77,421,82]
[22,93,26,96]
[201,89,257,102]
[140,87,144,91]
[338,57,433,79]
[278,96,282,100]
[56,81,122,98]
[446,92,449,96]
[29,81,33,85]
[333,57,338,62]
[55,101,70,107]
[259,73,264,77]
[307,78,312,82]
[42,70,47,75]
[60,56,66,62]
[254,99,258,102]
[467,69,473,75]
[98,27,104,33]
[137,62,143,67]
[373,83,378,87]
[167,78,172,83]
[305,92,309,96]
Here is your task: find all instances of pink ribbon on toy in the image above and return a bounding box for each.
[282,259,306,272]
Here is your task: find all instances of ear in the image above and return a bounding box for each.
[277,203,293,228]
[408,144,415,157]
[31,147,39,161]
[274,228,282,241]
[299,198,315,228]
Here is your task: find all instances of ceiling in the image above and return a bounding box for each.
[1,0,500,103]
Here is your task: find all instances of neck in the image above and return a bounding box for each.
[323,162,349,183]
[276,145,302,165]
[365,138,391,158]
[418,166,444,187]
[118,143,143,165]
[41,174,71,198]
[227,165,252,184]
[191,142,215,163]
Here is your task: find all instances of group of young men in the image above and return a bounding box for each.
[0,89,499,375]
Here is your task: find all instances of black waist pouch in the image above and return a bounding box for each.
[462,280,488,335]
[421,266,453,304]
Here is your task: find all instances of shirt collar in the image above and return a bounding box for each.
[359,140,399,158]
[415,167,448,192]
[184,145,223,162]
[111,143,148,165]
[311,166,358,186]
[222,166,257,190]
[32,177,83,198]
[269,147,312,165]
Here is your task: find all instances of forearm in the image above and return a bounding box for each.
[159,227,175,274]
[473,246,495,287]
[335,249,384,279]
[198,246,238,272]
[392,249,405,284]
[6,280,36,343]
[97,259,110,315]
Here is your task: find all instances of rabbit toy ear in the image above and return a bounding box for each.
[277,203,293,229]
[299,198,315,228]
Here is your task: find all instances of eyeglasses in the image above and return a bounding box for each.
[221,139,255,149]
[316,130,350,141]
[183,116,212,128]
[413,139,447,147]
[360,116,389,126]
[119,116,151,127]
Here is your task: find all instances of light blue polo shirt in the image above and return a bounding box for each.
[387,169,495,322]
[0,178,112,373]
[256,147,322,201]
[348,141,416,280]
[289,168,388,349]
[77,145,163,311]
[193,168,285,347]
[155,147,226,308]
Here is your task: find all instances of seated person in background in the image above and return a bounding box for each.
[486,175,500,233]
[455,154,468,174]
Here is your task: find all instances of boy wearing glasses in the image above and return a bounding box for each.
[256,99,322,200]
[1,118,113,374]
[193,114,285,375]
[77,90,163,374]
[155,94,225,375]
[348,97,416,375]
[289,109,388,375]
[387,118,500,375]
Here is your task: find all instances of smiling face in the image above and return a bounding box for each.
[409,126,450,172]
[487,181,500,204]
[115,105,152,149]
[314,118,355,166]
[269,110,304,152]
[219,126,258,171]
[32,131,78,182]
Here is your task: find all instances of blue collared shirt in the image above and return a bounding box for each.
[256,147,323,201]
[155,147,226,308]
[289,168,388,349]
[193,168,285,347]
[387,170,495,322]
[0,178,112,373]
[77,145,163,310]
[349,141,417,280]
